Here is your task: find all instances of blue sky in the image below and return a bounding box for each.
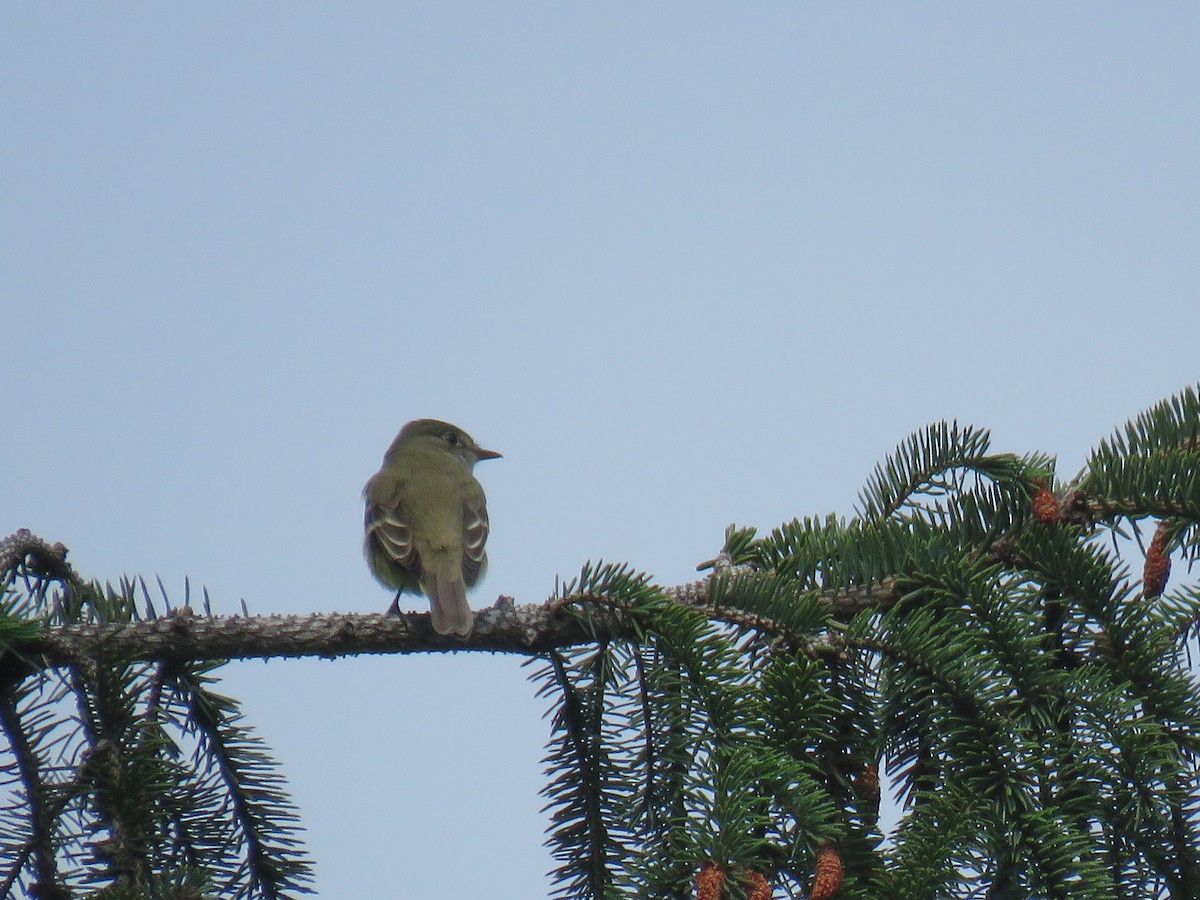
[3,5,1199,896]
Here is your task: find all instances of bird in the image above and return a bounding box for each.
[363,419,501,637]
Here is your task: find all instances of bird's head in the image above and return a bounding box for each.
[387,419,502,466]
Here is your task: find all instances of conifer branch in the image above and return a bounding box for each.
[0,529,906,667]
[0,686,62,898]
[0,520,1176,667]
[9,583,899,668]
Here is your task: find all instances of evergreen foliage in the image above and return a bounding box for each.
[536,385,1200,898]
[0,566,312,899]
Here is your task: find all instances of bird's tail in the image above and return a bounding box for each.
[425,570,474,637]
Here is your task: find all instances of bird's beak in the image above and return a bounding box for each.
[477,447,503,461]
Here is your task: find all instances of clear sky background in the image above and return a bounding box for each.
[3,5,1198,896]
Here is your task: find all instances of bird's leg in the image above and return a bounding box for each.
[386,591,403,616]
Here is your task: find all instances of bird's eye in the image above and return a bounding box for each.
[445,432,459,446]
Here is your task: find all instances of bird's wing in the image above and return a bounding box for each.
[461,481,490,586]
[363,472,421,576]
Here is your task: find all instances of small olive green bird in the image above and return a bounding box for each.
[363,419,501,637]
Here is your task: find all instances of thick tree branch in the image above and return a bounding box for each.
[2,528,902,668]
[12,582,900,669]
[22,602,592,664]
[0,479,1141,674]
